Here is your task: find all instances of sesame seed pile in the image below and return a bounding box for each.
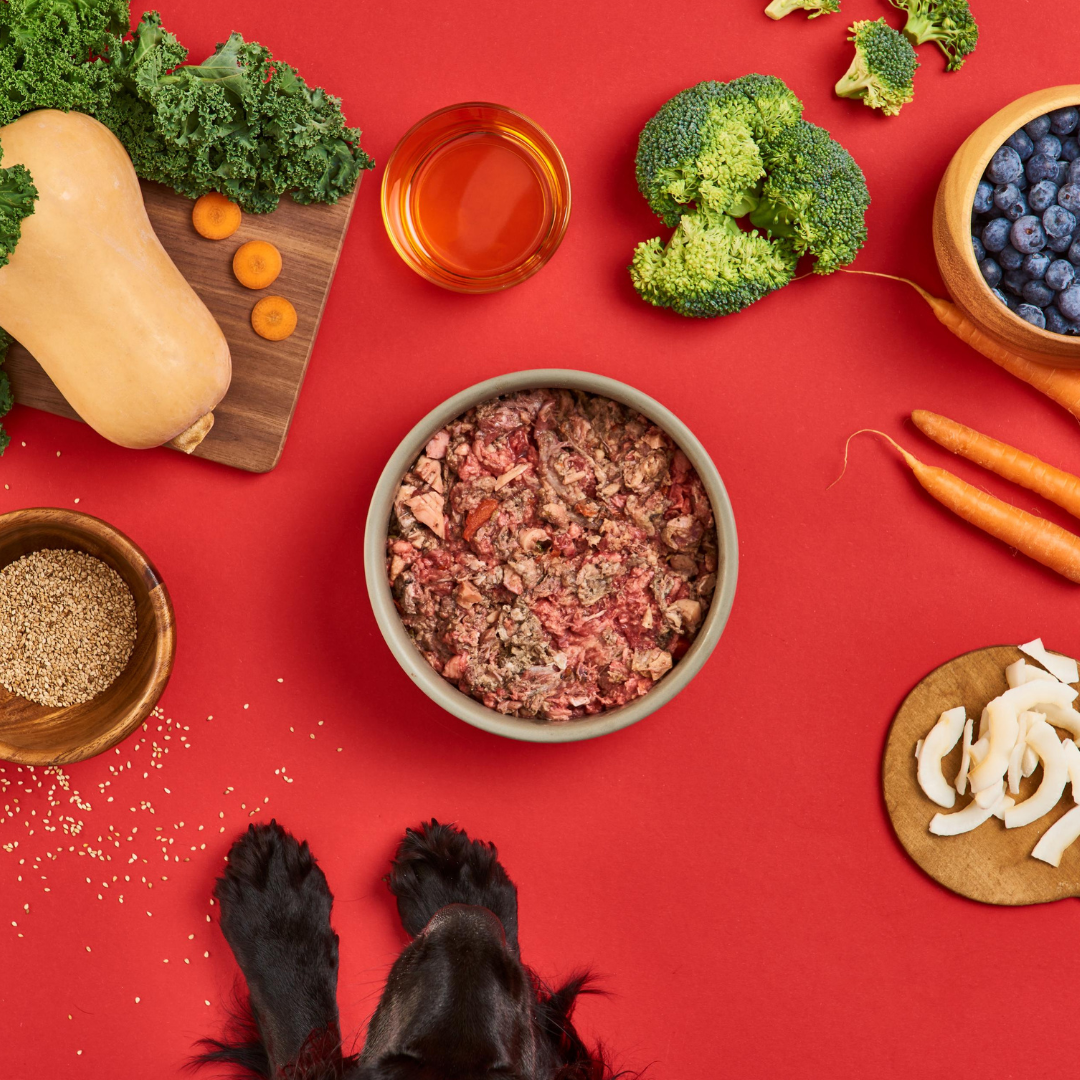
[0,549,137,707]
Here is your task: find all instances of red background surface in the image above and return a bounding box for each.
[2,1,1079,1076]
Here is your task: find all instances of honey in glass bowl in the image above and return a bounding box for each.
[381,103,571,293]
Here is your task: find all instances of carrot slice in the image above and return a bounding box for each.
[841,429,1080,584]
[912,410,1080,521]
[233,240,282,290]
[845,270,1080,423]
[250,295,297,341]
[192,192,241,240]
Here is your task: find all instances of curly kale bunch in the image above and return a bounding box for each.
[99,12,374,213]
[764,0,840,19]
[888,0,978,72]
[835,19,919,116]
[630,75,870,318]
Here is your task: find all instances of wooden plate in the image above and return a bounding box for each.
[6,180,356,473]
[883,645,1080,905]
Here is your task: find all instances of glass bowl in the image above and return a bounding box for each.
[381,103,571,293]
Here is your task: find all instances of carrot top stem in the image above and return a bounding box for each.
[829,428,918,490]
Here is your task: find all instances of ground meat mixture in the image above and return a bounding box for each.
[387,389,718,721]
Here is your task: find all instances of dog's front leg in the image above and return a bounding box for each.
[213,821,344,1077]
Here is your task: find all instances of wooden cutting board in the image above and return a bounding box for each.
[5,180,356,473]
[883,645,1080,906]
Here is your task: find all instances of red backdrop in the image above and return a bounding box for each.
[3,1,1079,1076]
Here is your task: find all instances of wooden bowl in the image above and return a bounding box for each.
[0,508,175,766]
[934,85,1080,369]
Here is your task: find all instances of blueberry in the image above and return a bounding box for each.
[972,234,986,262]
[979,257,1003,287]
[1029,180,1059,212]
[988,146,1024,184]
[991,287,1011,308]
[973,180,994,214]
[982,217,1012,251]
[1017,172,1030,191]
[1007,129,1035,160]
[1023,279,1055,307]
[1070,160,1080,185]
[1059,283,1080,320]
[998,244,1024,270]
[1063,138,1080,162]
[1023,251,1052,278]
[1056,161,1071,186]
[1045,305,1074,334]
[1069,237,1080,265]
[1016,303,1047,328]
[1036,134,1063,159]
[1046,258,1076,290]
[1026,115,1053,140]
[1011,215,1047,253]
[1026,152,1060,184]
[1051,107,1080,136]
[1044,204,1077,238]
[1007,195,1029,221]
[993,182,1019,209]
[1059,183,1080,212]
[1003,268,1028,295]
[1047,232,1074,253]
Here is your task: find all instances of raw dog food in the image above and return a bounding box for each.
[387,389,718,720]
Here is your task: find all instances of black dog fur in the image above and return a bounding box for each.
[194,820,620,1080]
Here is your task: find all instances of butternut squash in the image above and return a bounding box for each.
[0,110,231,450]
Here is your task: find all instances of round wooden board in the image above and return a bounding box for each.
[883,645,1080,906]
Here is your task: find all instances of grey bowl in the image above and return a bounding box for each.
[363,369,738,742]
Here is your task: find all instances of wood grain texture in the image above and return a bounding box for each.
[0,508,175,766]
[6,180,356,473]
[933,85,1080,369]
[883,645,1080,906]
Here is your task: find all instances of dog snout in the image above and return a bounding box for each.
[421,902,508,947]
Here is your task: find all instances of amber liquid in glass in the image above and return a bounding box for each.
[409,131,551,278]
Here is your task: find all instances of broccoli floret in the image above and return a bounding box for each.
[748,120,870,274]
[630,211,797,318]
[765,0,840,19]
[888,0,978,71]
[631,75,869,317]
[835,18,919,116]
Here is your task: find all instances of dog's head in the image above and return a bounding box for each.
[356,822,603,1080]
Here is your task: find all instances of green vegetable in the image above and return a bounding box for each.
[0,1,374,214]
[764,0,840,19]
[0,330,13,456]
[630,76,869,318]
[98,12,374,213]
[887,0,978,71]
[835,18,919,116]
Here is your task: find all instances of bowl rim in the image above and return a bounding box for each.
[363,369,738,743]
[0,507,176,766]
[379,102,572,294]
[949,85,1080,348]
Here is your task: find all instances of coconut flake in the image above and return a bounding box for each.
[1005,719,1069,829]
[1021,746,1039,777]
[955,718,975,796]
[1062,739,1080,802]
[1019,638,1079,685]
[917,707,967,808]
[1031,805,1080,867]
[1007,712,1035,795]
[930,784,1006,836]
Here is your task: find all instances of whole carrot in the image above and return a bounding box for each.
[840,430,1080,584]
[912,410,1080,521]
[844,270,1080,422]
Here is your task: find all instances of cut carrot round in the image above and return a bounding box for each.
[233,240,282,290]
[192,192,241,240]
[251,295,297,341]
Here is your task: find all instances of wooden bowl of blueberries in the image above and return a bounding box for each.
[934,85,1080,368]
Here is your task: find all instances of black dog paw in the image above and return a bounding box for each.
[214,822,341,1070]
[387,820,520,952]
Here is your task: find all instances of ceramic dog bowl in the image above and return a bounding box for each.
[0,508,175,766]
[934,85,1080,368]
[364,369,738,743]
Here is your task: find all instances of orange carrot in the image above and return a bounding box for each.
[191,192,241,240]
[844,270,1080,422]
[912,410,1080,521]
[840,429,1080,584]
[250,295,297,341]
[233,240,282,290]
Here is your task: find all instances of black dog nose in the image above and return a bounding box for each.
[421,903,508,946]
